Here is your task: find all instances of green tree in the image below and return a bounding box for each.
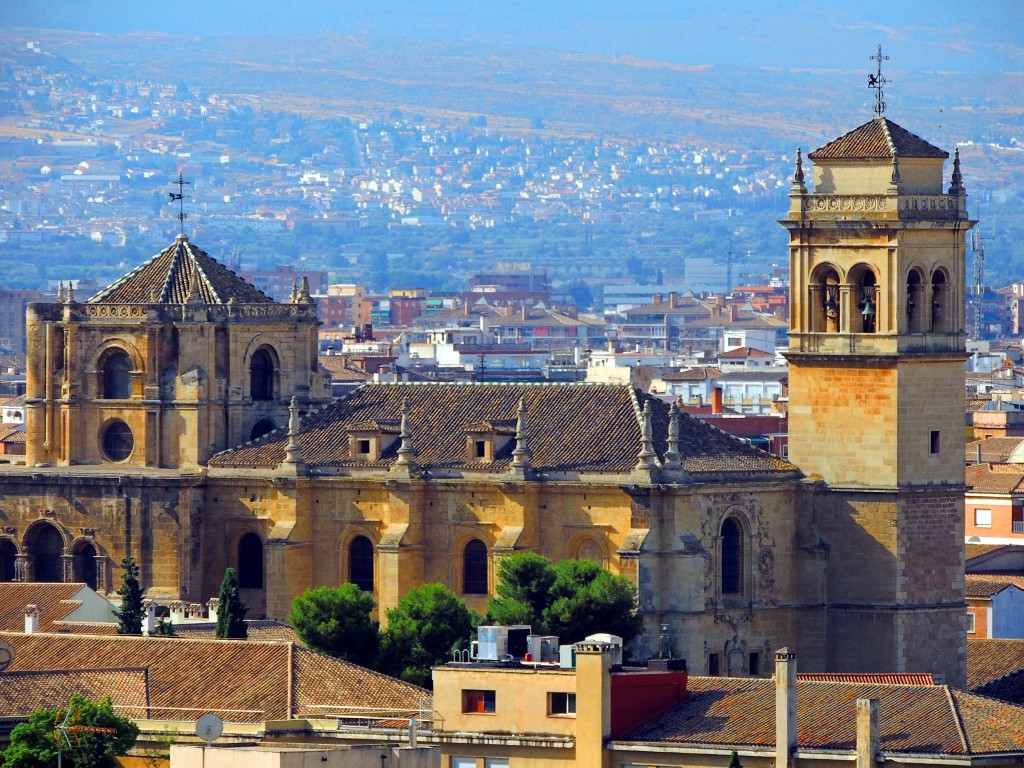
[728,751,743,768]
[114,556,144,636]
[152,617,175,637]
[487,553,644,647]
[215,568,248,639]
[379,584,475,688]
[2,694,139,768]
[289,584,379,668]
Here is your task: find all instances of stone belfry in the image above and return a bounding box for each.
[782,117,973,685]
[24,234,329,469]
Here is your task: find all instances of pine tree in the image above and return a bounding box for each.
[114,556,144,636]
[728,750,743,768]
[215,568,248,639]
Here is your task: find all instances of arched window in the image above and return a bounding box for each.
[237,532,263,589]
[74,543,98,590]
[576,538,602,564]
[349,536,374,592]
[250,419,276,441]
[0,540,16,582]
[463,539,488,595]
[856,270,877,334]
[907,269,924,333]
[721,517,743,596]
[250,349,274,401]
[30,524,64,583]
[102,350,132,399]
[812,266,841,333]
[932,270,947,332]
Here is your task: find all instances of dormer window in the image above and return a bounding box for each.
[347,419,400,462]
[463,420,516,463]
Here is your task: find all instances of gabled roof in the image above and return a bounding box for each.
[0,631,426,722]
[966,462,1024,494]
[968,638,1024,689]
[622,676,1024,755]
[88,235,275,305]
[808,117,948,161]
[966,573,1024,597]
[210,382,797,477]
[718,346,773,359]
[0,583,100,632]
[0,669,150,719]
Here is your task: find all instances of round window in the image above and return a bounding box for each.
[102,420,134,462]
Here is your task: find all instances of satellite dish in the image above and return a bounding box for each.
[0,642,13,673]
[195,713,223,746]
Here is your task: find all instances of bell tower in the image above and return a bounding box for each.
[782,117,973,685]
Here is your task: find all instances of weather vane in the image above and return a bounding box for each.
[868,45,890,116]
[169,171,191,234]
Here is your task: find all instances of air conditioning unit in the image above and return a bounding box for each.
[526,635,559,662]
[559,644,577,669]
[475,625,532,661]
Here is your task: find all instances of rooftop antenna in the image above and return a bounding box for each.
[868,44,890,116]
[169,171,191,235]
[972,198,987,341]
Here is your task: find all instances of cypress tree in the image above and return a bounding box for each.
[114,556,144,636]
[728,751,743,768]
[215,567,248,639]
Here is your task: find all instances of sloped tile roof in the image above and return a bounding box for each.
[966,437,1024,464]
[966,463,1024,494]
[966,574,1021,597]
[808,118,948,160]
[795,673,934,685]
[210,383,797,477]
[972,667,1024,707]
[0,631,426,722]
[718,346,773,359]
[0,669,150,718]
[88,235,275,306]
[172,619,299,643]
[621,676,1024,755]
[0,583,88,632]
[966,543,1013,562]
[968,639,1024,689]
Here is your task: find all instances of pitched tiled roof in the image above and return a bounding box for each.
[973,668,1024,707]
[966,543,1012,562]
[661,367,722,382]
[719,346,773,359]
[795,673,934,685]
[621,676,1024,755]
[808,118,948,161]
[966,574,1021,597]
[0,669,150,719]
[172,619,299,643]
[0,632,426,722]
[88,235,275,305]
[210,383,797,477]
[0,583,89,632]
[968,639,1024,689]
[318,356,372,382]
[966,462,1024,494]
[966,437,1024,464]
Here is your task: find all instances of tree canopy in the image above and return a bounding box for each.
[2,695,139,768]
[215,568,248,639]
[113,556,143,636]
[289,584,379,668]
[379,583,476,688]
[488,553,644,646]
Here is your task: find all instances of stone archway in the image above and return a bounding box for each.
[26,523,65,583]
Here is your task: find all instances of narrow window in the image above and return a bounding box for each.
[930,430,941,455]
[357,439,371,455]
[708,653,720,676]
[74,543,98,591]
[237,532,264,589]
[349,535,374,592]
[721,517,743,596]
[749,652,760,676]
[549,692,576,715]
[475,440,487,459]
[463,539,488,595]
[462,689,496,713]
[250,348,274,401]
[0,540,17,582]
[967,612,976,634]
[102,350,132,399]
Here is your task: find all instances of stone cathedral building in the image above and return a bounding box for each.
[0,115,972,686]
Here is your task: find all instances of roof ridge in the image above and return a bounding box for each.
[188,245,221,304]
[944,684,970,754]
[87,248,166,303]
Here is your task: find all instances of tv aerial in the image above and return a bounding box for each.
[195,713,223,747]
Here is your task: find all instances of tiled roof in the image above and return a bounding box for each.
[808,118,948,161]
[973,668,1024,707]
[965,574,1020,597]
[172,620,299,643]
[719,346,773,359]
[0,631,426,723]
[966,543,1012,562]
[795,673,934,685]
[661,367,722,382]
[966,437,1024,464]
[210,383,797,477]
[621,676,1024,755]
[0,669,150,719]
[0,583,88,632]
[966,463,1024,494]
[0,425,25,443]
[968,639,1024,689]
[88,235,275,305]
[318,356,372,382]
[688,312,786,330]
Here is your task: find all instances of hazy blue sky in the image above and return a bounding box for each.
[3,1,1021,72]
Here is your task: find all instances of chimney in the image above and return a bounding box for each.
[712,387,723,415]
[652,293,663,305]
[669,292,678,309]
[728,305,737,323]
[521,305,528,321]
[169,600,186,624]
[143,600,156,636]
[775,648,797,768]
[207,597,220,624]
[976,443,982,463]
[24,604,39,634]
[856,698,880,768]
[574,641,614,768]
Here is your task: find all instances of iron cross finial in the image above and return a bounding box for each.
[168,171,192,234]
[868,45,890,116]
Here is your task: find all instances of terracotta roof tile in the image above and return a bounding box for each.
[210,383,797,477]
[0,632,426,722]
[966,543,1012,561]
[0,669,149,719]
[795,673,934,685]
[622,677,1024,755]
[0,583,92,632]
[965,574,1021,597]
[966,437,1024,464]
[172,620,299,643]
[966,463,1024,494]
[808,118,948,160]
[972,668,1024,707]
[968,639,1024,689]
[88,236,274,306]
